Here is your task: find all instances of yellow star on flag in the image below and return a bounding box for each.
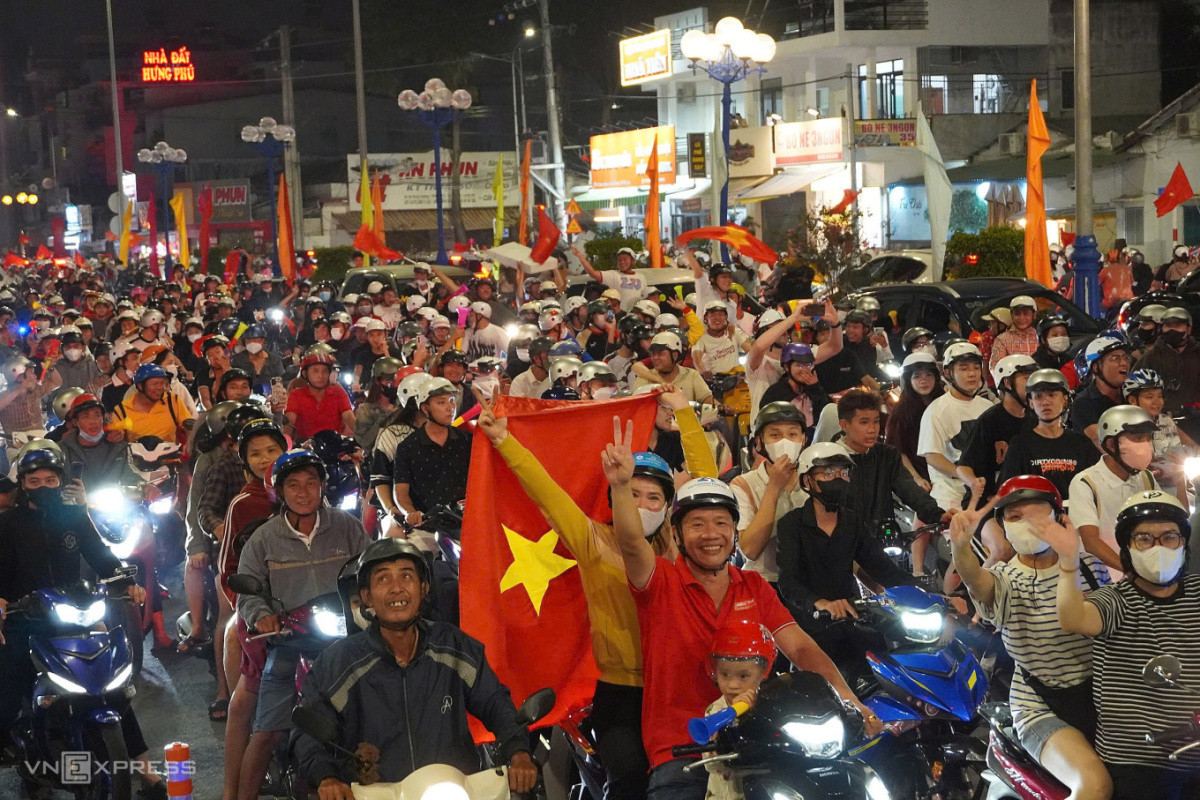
[499,525,577,615]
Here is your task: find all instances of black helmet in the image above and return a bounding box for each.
[396,321,423,341]
[585,300,610,319]
[204,400,244,437]
[225,403,271,444]
[218,367,253,397]
[237,419,288,467]
[355,537,430,590]
[844,310,872,327]
[371,356,405,382]
[1037,315,1069,341]
[622,323,653,351]
[440,350,469,368]
[529,336,556,358]
[16,447,66,479]
[901,327,933,352]
[753,401,806,439]
[709,265,733,282]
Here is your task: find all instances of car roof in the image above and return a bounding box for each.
[343,264,472,282]
[855,277,1041,299]
[566,267,694,286]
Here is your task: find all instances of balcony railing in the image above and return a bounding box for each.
[788,0,928,38]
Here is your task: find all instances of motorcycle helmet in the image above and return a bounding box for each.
[540,385,580,401]
[218,367,253,398]
[371,356,405,383]
[780,343,815,366]
[16,446,66,479]
[993,474,1063,521]
[1096,404,1156,450]
[991,354,1038,395]
[1025,368,1071,397]
[794,442,854,476]
[237,419,288,467]
[51,387,87,422]
[66,392,105,422]
[1077,331,1130,384]
[550,339,584,359]
[1114,490,1191,551]
[708,618,776,680]
[133,363,169,388]
[901,326,933,354]
[397,372,433,409]
[225,403,271,443]
[205,400,244,437]
[631,451,675,503]
[670,477,739,531]
[267,448,328,493]
[304,430,360,505]
[355,537,430,590]
[1122,368,1165,401]
[549,356,584,385]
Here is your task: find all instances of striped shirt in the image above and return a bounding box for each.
[1088,576,1200,770]
[977,554,1110,735]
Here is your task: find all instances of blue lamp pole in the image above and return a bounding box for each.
[398,79,473,266]
[241,117,296,276]
[136,142,187,278]
[680,18,776,261]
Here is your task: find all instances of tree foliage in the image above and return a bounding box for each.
[583,229,644,271]
[944,226,1025,279]
[783,207,870,290]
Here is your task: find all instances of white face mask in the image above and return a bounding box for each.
[1117,439,1155,471]
[331,328,345,341]
[639,506,667,538]
[592,386,615,400]
[473,374,499,400]
[64,346,83,362]
[1129,545,1186,585]
[515,348,530,363]
[1003,517,1051,555]
[187,332,202,343]
[765,438,802,464]
[1047,336,1070,354]
[916,344,937,358]
[245,342,264,355]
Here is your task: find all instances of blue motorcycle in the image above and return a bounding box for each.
[5,567,140,800]
[818,585,990,799]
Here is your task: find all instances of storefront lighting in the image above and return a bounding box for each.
[806,107,820,118]
[0,196,10,205]
[975,181,991,200]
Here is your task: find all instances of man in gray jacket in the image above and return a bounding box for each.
[235,448,370,800]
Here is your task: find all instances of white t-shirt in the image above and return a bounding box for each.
[462,323,509,361]
[746,354,782,420]
[600,270,646,311]
[374,302,405,329]
[729,462,809,583]
[1068,460,1160,579]
[917,392,994,510]
[509,368,551,399]
[692,329,749,375]
[606,351,638,390]
[694,279,738,322]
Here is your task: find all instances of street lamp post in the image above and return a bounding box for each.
[680,18,776,260]
[137,141,187,277]
[240,117,296,275]
[398,80,473,266]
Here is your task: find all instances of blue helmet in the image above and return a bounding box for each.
[633,451,675,501]
[267,448,327,492]
[133,363,169,386]
[1077,330,1130,383]
[550,339,583,358]
[541,385,580,401]
[780,343,815,366]
[1122,368,1164,399]
[243,323,267,340]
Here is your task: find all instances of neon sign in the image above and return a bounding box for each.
[142,47,196,83]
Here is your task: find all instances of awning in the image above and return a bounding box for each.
[666,179,712,203]
[735,164,844,202]
[333,208,518,234]
[570,186,651,210]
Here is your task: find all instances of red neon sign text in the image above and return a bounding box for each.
[142,47,195,83]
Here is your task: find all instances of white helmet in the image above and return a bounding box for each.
[670,477,739,529]
[430,314,451,330]
[703,300,728,316]
[140,309,164,327]
[634,299,661,320]
[406,295,426,313]
[343,293,360,305]
[361,317,386,333]
[794,441,854,475]
[414,306,438,321]
[469,301,492,319]
[901,351,938,370]
[539,309,564,332]
[397,372,432,408]
[991,353,1038,389]
[757,309,785,330]
[447,296,470,313]
[650,331,683,354]
[549,355,583,384]
[655,313,680,331]
[942,341,982,369]
[416,376,456,406]
[366,280,385,295]
[564,296,588,314]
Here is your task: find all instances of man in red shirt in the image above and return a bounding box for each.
[605,419,881,798]
[285,353,355,441]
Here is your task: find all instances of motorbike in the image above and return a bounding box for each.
[399,501,464,627]
[557,705,607,800]
[291,688,557,800]
[4,567,140,800]
[672,671,892,800]
[303,430,363,517]
[977,702,1068,800]
[816,585,990,799]
[86,485,174,676]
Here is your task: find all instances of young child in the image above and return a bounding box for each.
[702,618,776,800]
[1122,368,1196,491]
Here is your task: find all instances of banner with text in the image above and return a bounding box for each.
[854,119,917,147]
[589,126,677,189]
[728,125,775,178]
[774,118,845,166]
[175,180,252,224]
[346,152,520,211]
[619,30,673,86]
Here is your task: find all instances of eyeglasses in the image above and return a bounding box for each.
[1129,531,1186,550]
[811,466,851,480]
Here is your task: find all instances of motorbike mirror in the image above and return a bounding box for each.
[516,688,556,726]
[292,706,339,747]
[1144,654,1184,689]
[227,574,266,597]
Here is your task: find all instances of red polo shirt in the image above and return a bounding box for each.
[285,383,352,440]
[632,555,796,769]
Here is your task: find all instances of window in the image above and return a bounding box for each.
[858,60,904,119]
[973,74,1002,114]
[1122,205,1144,245]
[924,75,948,115]
[760,77,783,123]
[816,87,831,117]
[1060,69,1075,111]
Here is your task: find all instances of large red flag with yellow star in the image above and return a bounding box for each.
[676,224,778,266]
[460,394,658,739]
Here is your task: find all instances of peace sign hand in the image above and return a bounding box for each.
[947,479,996,551]
[600,416,636,488]
[473,387,508,446]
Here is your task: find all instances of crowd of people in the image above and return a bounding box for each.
[0,241,1198,800]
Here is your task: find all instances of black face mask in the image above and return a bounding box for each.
[1137,328,1158,344]
[26,486,62,508]
[813,477,850,508]
[1161,329,1187,348]
[380,384,398,402]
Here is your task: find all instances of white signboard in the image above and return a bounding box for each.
[346,152,519,211]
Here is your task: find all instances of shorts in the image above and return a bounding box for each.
[252,646,300,733]
[1019,713,1072,760]
[236,616,267,694]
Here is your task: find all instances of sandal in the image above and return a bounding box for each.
[176,634,209,655]
[208,698,229,722]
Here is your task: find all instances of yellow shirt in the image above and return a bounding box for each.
[494,406,717,686]
[114,392,193,443]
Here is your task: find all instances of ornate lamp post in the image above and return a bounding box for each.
[137,141,187,275]
[398,79,473,265]
[240,117,296,274]
[680,18,775,257]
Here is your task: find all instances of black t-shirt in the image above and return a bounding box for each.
[391,426,472,512]
[814,349,866,394]
[651,429,686,473]
[1068,383,1117,434]
[957,402,1034,497]
[999,428,1100,504]
[355,343,403,380]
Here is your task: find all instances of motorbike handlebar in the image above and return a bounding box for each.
[670,743,713,758]
[1146,722,1200,745]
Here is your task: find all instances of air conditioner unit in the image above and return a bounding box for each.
[1175,111,1200,137]
[999,133,1025,156]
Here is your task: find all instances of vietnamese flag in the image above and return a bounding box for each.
[676,224,778,266]
[352,224,402,263]
[1156,162,1195,218]
[74,251,87,269]
[644,134,663,269]
[528,206,561,265]
[460,394,658,738]
[34,244,52,261]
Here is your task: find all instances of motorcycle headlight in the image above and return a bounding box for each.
[899,609,944,643]
[781,716,845,759]
[313,608,347,638]
[866,770,892,800]
[105,664,133,692]
[53,600,107,628]
[420,783,469,800]
[47,671,88,694]
[109,522,143,561]
[89,486,132,526]
[883,362,902,380]
[268,308,285,323]
[338,493,358,511]
[340,372,353,387]
[148,495,174,515]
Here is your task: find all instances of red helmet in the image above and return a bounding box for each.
[67,392,104,421]
[300,352,338,371]
[708,618,775,680]
[993,475,1063,519]
[396,365,425,382]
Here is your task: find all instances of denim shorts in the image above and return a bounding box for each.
[252,647,301,733]
[1019,713,1072,759]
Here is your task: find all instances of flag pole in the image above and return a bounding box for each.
[1072,0,1101,317]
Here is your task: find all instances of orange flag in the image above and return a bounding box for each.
[1155,162,1195,217]
[352,224,402,262]
[371,170,385,235]
[35,244,52,260]
[1024,79,1052,287]
[676,225,778,266]
[518,139,532,245]
[277,173,295,282]
[74,251,87,268]
[644,134,663,268]
[460,394,658,739]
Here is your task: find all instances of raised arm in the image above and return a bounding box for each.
[748,305,801,371]
[676,246,704,280]
[604,416,657,589]
[948,485,996,606]
[1033,515,1104,636]
[430,265,461,293]
[571,245,603,282]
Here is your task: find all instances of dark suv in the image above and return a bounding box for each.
[846,277,1103,347]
